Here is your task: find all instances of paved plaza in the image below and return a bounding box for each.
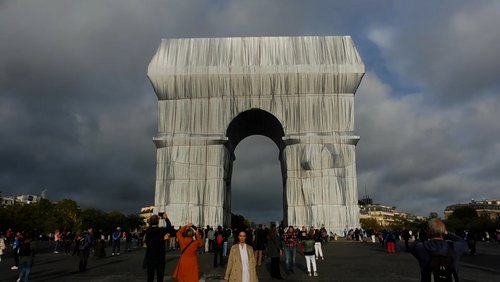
[1,239,498,282]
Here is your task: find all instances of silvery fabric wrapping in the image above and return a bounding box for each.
[148,36,364,234]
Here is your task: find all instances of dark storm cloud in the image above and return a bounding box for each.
[366,1,500,104]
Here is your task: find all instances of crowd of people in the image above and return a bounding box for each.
[0,226,144,281]
[1,221,499,282]
[152,220,332,281]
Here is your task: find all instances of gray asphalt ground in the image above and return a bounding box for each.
[1,239,498,281]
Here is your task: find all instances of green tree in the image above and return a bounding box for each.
[32,198,57,233]
[54,199,81,231]
[360,218,381,231]
[231,214,250,231]
[446,206,478,232]
[81,208,107,231]
[123,213,145,232]
[106,210,126,233]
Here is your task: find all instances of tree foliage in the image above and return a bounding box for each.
[231,213,251,231]
[0,199,144,234]
[360,218,381,231]
[445,206,499,235]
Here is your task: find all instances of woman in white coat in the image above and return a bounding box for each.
[224,231,258,282]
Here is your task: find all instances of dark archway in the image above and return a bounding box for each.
[225,109,286,225]
[226,109,285,152]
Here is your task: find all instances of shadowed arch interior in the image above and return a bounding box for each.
[226,109,285,153]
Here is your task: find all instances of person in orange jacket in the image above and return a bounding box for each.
[172,223,204,282]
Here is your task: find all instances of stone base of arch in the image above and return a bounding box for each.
[153,135,360,234]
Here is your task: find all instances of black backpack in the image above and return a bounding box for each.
[18,240,31,257]
[430,241,458,282]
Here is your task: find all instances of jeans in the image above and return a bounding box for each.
[19,260,33,282]
[284,247,296,271]
[112,240,120,254]
[223,241,228,256]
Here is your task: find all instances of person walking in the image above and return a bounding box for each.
[254,224,266,267]
[386,230,396,254]
[224,230,258,282]
[144,213,173,282]
[53,230,62,254]
[302,232,318,277]
[78,227,93,272]
[125,229,133,252]
[172,223,204,282]
[213,226,225,268]
[17,232,35,282]
[402,228,411,252]
[266,224,284,280]
[410,218,467,282]
[313,228,324,260]
[223,226,231,257]
[11,232,22,270]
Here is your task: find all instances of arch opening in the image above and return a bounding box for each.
[225,109,286,225]
[226,109,285,152]
[231,136,283,225]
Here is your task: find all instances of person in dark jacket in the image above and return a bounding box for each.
[266,224,284,280]
[144,213,172,282]
[17,232,36,282]
[410,219,467,282]
[213,226,224,268]
[78,227,93,272]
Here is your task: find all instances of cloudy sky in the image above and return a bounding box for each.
[1,0,500,224]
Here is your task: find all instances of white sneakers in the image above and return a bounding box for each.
[11,266,18,270]
[308,271,319,277]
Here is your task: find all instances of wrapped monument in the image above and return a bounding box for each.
[147,36,365,234]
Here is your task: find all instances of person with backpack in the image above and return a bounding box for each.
[17,232,35,282]
[213,226,225,268]
[410,219,467,282]
[78,227,93,272]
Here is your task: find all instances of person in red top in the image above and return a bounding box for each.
[173,223,203,282]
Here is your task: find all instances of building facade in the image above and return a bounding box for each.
[444,199,500,219]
